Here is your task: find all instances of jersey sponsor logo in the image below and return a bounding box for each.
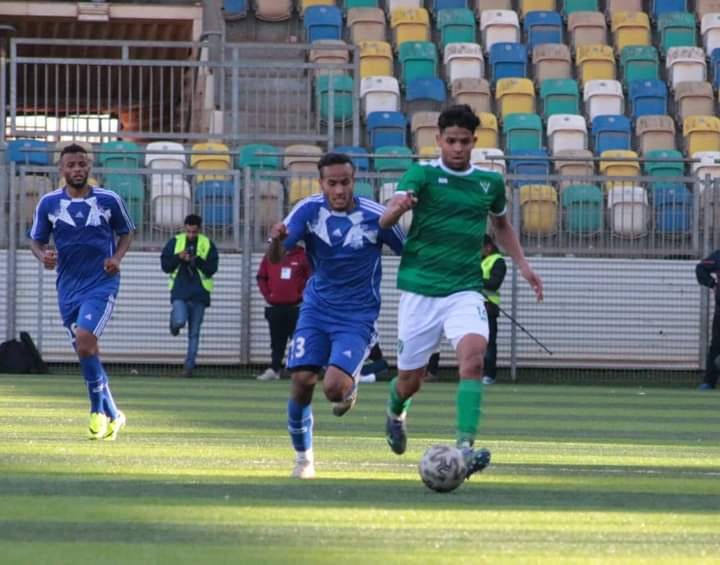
[342,350,352,358]
[74,211,84,219]
[49,200,77,228]
[438,177,448,184]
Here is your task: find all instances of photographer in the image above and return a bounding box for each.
[161,214,219,377]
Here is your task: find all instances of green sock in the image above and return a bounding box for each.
[388,377,412,417]
[456,379,483,447]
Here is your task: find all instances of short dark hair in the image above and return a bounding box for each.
[317,152,355,177]
[438,105,480,134]
[59,143,88,159]
[184,214,202,227]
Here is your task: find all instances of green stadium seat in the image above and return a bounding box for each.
[237,144,282,170]
[354,180,376,199]
[620,45,660,84]
[343,0,378,9]
[643,149,685,177]
[374,145,413,171]
[315,74,355,123]
[503,113,543,152]
[561,184,603,233]
[540,78,580,120]
[399,41,438,84]
[104,173,145,229]
[437,9,477,48]
[562,0,599,19]
[659,12,697,55]
[98,141,141,169]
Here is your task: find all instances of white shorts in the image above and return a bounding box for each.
[396,290,489,371]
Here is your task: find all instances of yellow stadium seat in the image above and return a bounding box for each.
[599,150,640,191]
[191,142,231,182]
[684,116,720,156]
[299,0,334,17]
[418,146,440,158]
[519,0,556,20]
[451,78,492,114]
[390,8,430,50]
[475,112,499,148]
[359,41,394,78]
[519,184,558,234]
[611,12,651,54]
[495,78,535,120]
[575,44,616,85]
[289,177,322,206]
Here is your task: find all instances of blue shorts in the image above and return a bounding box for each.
[287,311,376,377]
[60,291,117,343]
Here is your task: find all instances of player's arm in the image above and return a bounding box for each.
[485,257,507,292]
[28,199,56,270]
[267,223,289,264]
[30,240,56,270]
[379,164,423,229]
[104,232,133,275]
[696,250,720,288]
[267,201,308,264]
[490,214,543,302]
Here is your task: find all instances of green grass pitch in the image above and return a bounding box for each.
[1,374,719,564]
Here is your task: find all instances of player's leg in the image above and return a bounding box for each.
[387,292,444,455]
[183,301,206,377]
[323,325,374,417]
[483,304,499,384]
[445,291,492,477]
[170,299,188,336]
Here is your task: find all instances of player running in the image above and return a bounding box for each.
[29,143,135,440]
[267,152,404,479]
[379,105,544,479]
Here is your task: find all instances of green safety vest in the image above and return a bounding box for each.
[169,233,214,293]
[481,252,502,305]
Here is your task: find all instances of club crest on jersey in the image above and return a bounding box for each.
[479,182,491,193]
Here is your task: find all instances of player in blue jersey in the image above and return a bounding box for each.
[29,144,135,440]
[267,152,405,479]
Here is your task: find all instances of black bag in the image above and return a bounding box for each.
[0,332,48,374]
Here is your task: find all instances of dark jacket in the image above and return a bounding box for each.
[696,250,720,307]
[160,234,219,306]
[483,255,507,294]
[257,246,311,306]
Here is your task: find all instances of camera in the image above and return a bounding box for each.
[185,242,196,258]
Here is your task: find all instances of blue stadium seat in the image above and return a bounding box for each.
[334,145,370,171]
[367,111,408,151]
[509,149,550,188]
[591,115,631,153]
[7,140,50,166]
[651,0,687,20]
[712,49,720,89]
[489,43,528,84]
[223,0,248,20]
[652,183,691,234]
[524,11,563,50]
[628,80,668,119]
[304,6,343,42]
[405,77,447,112]
[195,180,235,228]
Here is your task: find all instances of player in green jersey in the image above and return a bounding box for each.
[378,105,544,479]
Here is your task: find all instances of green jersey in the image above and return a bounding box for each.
[396,159,507,297]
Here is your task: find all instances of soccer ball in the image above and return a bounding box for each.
[418,444,466,493]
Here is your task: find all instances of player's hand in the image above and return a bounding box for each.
[269,223,288,241]
[520,263,543,303]
[389,192,417,215]
[104,257,121,275]
[41,250,57,270]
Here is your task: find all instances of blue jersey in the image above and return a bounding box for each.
[283,195,404,323]
[29,187,135,305]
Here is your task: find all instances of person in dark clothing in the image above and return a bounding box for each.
[160,214,219,378]
[256,245,311,381]
[695,250,720,390]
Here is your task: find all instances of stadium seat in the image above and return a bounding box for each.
[390,7,431,49]
[345,0,379,8]
[674,81,715,124]
[554,149,595,185]
[480,10,521,53]
[417,146,440,158]
[444,43,485,82]
[606,185,648,238]
[503,113,543,151]
[599,149,640,191]
[475,0,512,16]
[658,12,697,55]
[591,115,631,153]
[702,13,720,55]
[652,183,692,234]
[652,0,688,20]
[561,184,603,234]
[237,144,282,170]
[17,174,53,226]
[563,0,599,19]
[489,42,528,84]
[496,78,536,119]
[54,140,94,165]
[194,180,235,228]
[255,0,293,21]
[510,149,551,183]
[628,80,668,119]
[360,76,402,117]
[359,41,394,77]
[411,112,441,150]
[301,0,335,15]
[98,141,140,169]
[606,0,643,19]
[432,0,469,15]
[620,45,660,85]
[367,111,409,150]
[684,116,720,156]
[477,112,500,147]
[644,149,685,177]
[399,41,438,84]
[6,139,50,166]
[666,47,707,90]
[540,78,580,119]
[575,44,616,85]
[698,0,720,19]
[353,180,376,199]
[288,177,322,206]
[347,8,387,43]
[315,74,354,124]
[309,40,350,76]
[145,141,186,185]
[304,6,343,42]
[635,115,677,154]
[547,114,588,154]
[405,78,447,114]
[190,142,231,182]
[386,0,423,13]
[103,174,144,229]
[567,11,607,47]
[151,176,192,231]
[519,0,558,20]
[223,0,248,20]
[373,145,414,171]
[712,48,720,89]
[532,44,572,84]
[519,184,558,235]
[437,8,477,48]
[284,145,323,174]
[451,77,492,113]
[524,11,563,50]
[334,145,370,171]
[611,12,651,54]
[471,147,507,173]
[583,79,624,122]
[692,151,720,183]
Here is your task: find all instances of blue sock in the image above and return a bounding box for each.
[80,355,106,414]
[287,398,313,454]
[101,374,119,420]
